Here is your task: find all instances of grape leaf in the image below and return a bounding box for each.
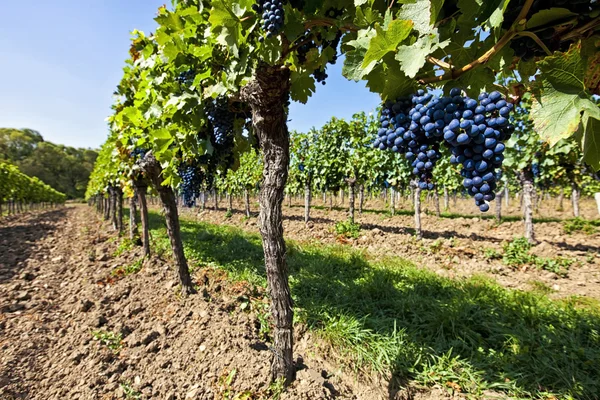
[487,0,511,29]
[290,71,316,104]
[580,111,600,171]
[397,0,436,34]
[343,29,377,81]
[361,20,414,69]
[395,32,449,78]
[526,8,578,30]
[532,46,595,152]
[531,87,583,146]
[381,64,417,100]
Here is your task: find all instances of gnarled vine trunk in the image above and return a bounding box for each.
[495,190,503,223]
[433,190,441,217]
[115,187,124,234]
[558,187,564,211]
[244,188,251,218]
[109,187,118,231]
[347,178,356,223]
[304,181,311,224]
[571,183,580,217]
[140,154,195,295]
[135,180,151,257]
[129,190,139,241]
[241,65,294,385]
[213,189,218,211]
[520,170,536,244]
[103,195,110,221]
[359,184,364,215]
[390,187,396,216]
[414,185,422,239]
[227,192,233,214]
[443,186,449,211]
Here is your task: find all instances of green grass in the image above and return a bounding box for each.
[563,218,600,235]
[136,209,600,399]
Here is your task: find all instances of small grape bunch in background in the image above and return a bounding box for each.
[252,0,285,40]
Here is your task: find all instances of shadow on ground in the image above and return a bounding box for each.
[143,210,600,399]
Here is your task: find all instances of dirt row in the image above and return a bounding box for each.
[182,195,600,300]
[2,206,418,400]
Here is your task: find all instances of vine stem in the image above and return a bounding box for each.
[515,31,552,56]
[418,0,535,84]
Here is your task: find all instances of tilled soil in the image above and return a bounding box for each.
[184,195,600,300]
[1,207,417,400]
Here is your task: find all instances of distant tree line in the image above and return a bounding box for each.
[0,128,98,199]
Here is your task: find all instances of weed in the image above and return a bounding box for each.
[334,219,361,239]
[483,248,501,260]
[225,210,233,219]
[120,382,141,399]
[563,218,598,235]
[502,237,534,267]
[502,237,573,277]
[91,330,122,352]
[534,257,573,277]
[266,378,286,400]
[113,238,135,257]
[111,258,143,277]
[255,302,272,341]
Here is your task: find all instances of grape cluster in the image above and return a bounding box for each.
[295,20,343,85]
[532,163,540,178]
[176,70,196,86]
[131,148,146,160]
[444,90,514,212]
[252,0,285,40]
[206,96,235,146]
[177,161,204,208]
[375,89,515,212]
[375,90,445,190]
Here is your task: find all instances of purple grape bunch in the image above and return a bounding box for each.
[374,88,515,212]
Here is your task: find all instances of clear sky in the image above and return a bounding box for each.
[0,1,381,150]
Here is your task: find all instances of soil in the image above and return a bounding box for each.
[183,194,600,300]
[1,207,404,400]
[1,196,599,400]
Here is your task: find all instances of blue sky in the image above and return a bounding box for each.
[0,1,381,150]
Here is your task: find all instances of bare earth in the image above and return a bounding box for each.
[1,197,599,399]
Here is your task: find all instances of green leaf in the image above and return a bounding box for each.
[537,45,585,94]
[527,8,578,30]
[381,64,417,100]
[361,20,413,69]
[457,0,505,27]
[531,88,582,146]
[532,46,592,147]
[580,103,600,171]
[397,0,436,34]
[290,71,316,104]
[487,0,511,29]
[343,29,377,81]
[395,32,449,78]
